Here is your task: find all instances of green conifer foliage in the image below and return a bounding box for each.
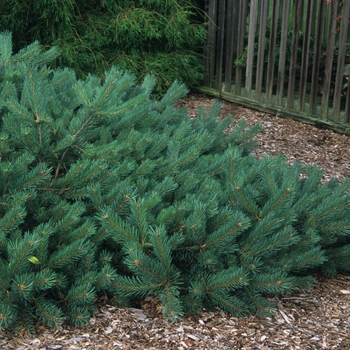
[1,32,350,332]
[0,0,206,96]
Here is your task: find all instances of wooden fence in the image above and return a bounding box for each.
[196,0,350,134]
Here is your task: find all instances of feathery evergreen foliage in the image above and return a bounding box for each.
[0,0,206,96]
[1,32,350,333]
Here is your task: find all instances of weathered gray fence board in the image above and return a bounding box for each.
[276,0,291,105]
[245,0,257,94]
[299,0,314,111]
[321,0,338,118]
[310,0,325,114]
[255,0,269,100]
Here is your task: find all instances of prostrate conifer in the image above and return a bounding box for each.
[1,32,350,333]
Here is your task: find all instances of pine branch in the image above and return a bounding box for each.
[34,297,64,328]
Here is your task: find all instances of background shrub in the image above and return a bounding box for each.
[0,0,206,96]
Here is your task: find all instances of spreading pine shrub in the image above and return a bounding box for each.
[1,32,350,333]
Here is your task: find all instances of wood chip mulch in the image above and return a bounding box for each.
[1,93,350,349]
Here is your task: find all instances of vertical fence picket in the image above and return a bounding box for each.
[299,0,314,112]
[235,1,248,95]
[323,3,332,46]
[224,0,236,93]
[287,0,303,109]
[276,0,291,105]
[204,0,217,87]
[310,0,325,114]
[321,0,339,119]
[332,0,350,121]
[255,0,269,100]
[245,0,258,96]
[232,0,240,74]
[310,0,317,37]
[215,0,227,90]
[266,0,279,103]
